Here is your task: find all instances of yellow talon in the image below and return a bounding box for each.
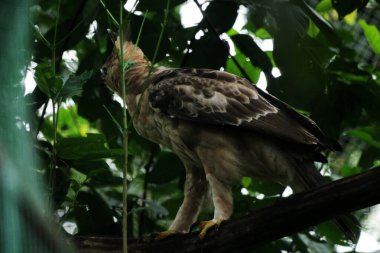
[198,219,223,240]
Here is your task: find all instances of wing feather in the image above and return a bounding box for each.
[148,68,340,150]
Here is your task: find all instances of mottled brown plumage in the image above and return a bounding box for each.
[102,39,357,241]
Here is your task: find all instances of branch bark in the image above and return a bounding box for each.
[71,166,380,253]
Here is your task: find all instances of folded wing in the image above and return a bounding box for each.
[148,68,340,151]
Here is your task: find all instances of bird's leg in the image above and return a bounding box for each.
[198,173,233,240]
[155,166,208,240]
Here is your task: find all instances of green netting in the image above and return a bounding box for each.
[0,1,69,252]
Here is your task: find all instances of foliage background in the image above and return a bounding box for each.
[25,0,380,252]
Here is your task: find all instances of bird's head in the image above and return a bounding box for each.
[101,30,149,94]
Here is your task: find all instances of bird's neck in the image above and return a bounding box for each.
[125,64,150,94]
[123,63,151,114]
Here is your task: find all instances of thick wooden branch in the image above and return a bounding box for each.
[72,166,380,253]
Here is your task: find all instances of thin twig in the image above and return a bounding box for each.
[99,0,119,27]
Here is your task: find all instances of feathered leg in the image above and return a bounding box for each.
[155,166,208,240]
[198,172,233,239]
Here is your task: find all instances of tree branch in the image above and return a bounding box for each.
[71,166,380,253]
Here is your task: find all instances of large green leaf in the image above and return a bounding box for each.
[56,133,123,160]
[225,51,261,84]
[316,0,333,12]
[297,0,342,47]
[359,19,380,55]
[317,220,360,246]
[272,35,330,110]
[56,70,93,101]
[274,1,309,39]
[201,1,239,34]
[231,34,273,74]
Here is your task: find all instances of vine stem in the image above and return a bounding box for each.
[49,0,61,207]
[119,1,128,252]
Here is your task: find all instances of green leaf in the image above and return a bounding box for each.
[275,2,309,39]
[255,28,272,39]
[302,37,337,69]
[231,34,273,73]
[57,106,91,137]
[56,133,123,160]
[56,70,93,101]
[316,0,333,12]
[317,220,359,246]
[202,1,239,34]
[226,48,261,83]
[307,19,320,38]
[70,168,88,185]
[359,19,380,55]
[241,177,252,188]
[34,62,63,99]
[340,164,362,177]
[347,128,380,149]
[296,0,341,47]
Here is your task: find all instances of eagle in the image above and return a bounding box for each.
[101,38,357,241]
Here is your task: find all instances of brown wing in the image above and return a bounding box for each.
[148,68,340,150]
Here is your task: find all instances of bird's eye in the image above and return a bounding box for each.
[100,67,107,81]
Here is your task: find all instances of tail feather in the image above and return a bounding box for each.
[293,161,360,243]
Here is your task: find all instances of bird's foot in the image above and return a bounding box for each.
[198,219,224,240]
